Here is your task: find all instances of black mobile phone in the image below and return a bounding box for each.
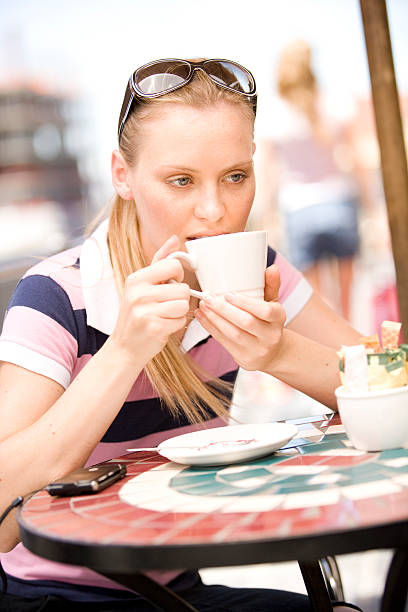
[45,462,127,497]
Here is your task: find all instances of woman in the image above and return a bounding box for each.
[258,40,366,320]
[0,58,362,611]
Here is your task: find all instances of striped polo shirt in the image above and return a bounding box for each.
[0,219,313,601]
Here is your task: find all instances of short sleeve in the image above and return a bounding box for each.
[274,252,314,325]
[0,275,79,388]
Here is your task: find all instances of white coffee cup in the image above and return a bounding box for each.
[335,385,408,451]
[167,230,268,300]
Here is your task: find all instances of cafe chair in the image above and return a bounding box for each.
[319,556,345,601]
[298,558,345,612]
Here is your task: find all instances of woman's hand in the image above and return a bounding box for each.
[109,235,190,365]
[195,264,286,371]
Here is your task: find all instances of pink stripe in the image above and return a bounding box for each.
[126,372,157,402]
[24,246,85,310]
[1,544,180,591]
[275,252,303,303]
[2,306,77,373]
[189,337,237,376]
[126,340,237,402]
[71,353,92,380]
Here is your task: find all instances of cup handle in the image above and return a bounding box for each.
[166,251,208,300]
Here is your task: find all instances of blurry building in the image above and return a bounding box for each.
[0,86,86,243]
[0,86,87,318]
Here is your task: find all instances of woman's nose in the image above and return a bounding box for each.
[194,188,225,222]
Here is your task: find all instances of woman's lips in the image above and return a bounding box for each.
[187,232,228,240]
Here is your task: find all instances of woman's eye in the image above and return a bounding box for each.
[170,177,191,187]
[226,173,246,183]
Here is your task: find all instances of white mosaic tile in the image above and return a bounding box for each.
[224,476,274,489]
[381,457,408,468]
[392,474,408,487]
[273,465,328,475]
[325,425,346,434]
[222,496,284,513]
[318,448,365,456]
[341,480,401,500]
[308,473,345,485]
[281,489,340,509]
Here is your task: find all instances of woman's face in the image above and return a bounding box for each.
[115,101,255,264]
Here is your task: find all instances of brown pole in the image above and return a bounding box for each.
[359,0,408,337]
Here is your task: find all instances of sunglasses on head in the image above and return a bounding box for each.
[118,58,257,141]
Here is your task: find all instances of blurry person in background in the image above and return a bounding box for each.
[257,40,372,320]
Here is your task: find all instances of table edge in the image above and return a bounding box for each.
[18,516,408,573]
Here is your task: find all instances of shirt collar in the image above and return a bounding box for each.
[80,220,209,352]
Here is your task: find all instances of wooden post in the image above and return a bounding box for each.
[359,0,408,336]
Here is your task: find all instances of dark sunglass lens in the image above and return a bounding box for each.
[135,61,191,95]
[204,61,254,94]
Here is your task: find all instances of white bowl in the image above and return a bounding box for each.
[335,385,408,451]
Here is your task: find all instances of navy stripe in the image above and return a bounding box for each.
[267,246,277,267]
[6,274,107,359]
[8,275,78,340]
[101,369,238,443]
[72,309,108,358]
[192,336,210,349]
[87,327,109,355]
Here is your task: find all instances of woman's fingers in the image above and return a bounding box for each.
[195,293,286,372]
[151,234,181,264]
[126,281,190,304]
[195,307,250,358]
[202,293,285,332]
[147,299,190,319]
[264,264,281,302]
[199,299,253,339]
[127,257,185,286]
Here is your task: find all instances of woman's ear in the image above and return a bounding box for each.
[111,150,133,200]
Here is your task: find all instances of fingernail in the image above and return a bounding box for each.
[225,292,236,301]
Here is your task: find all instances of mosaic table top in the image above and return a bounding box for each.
[18,414,408,570]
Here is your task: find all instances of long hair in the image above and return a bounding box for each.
[276,40,324,139]
[108,65,255,424]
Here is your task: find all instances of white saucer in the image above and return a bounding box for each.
[137,423,297,466]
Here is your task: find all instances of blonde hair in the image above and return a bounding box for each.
[108,64,255,424]
[277,40,322,136]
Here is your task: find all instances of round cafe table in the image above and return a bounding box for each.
[17,414,408,612]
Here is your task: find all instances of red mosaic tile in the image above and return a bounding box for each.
[24,496,71,512]
[70,495,119,509]
[72,501,125,518]
[79,506,150,525]
[115,529,162,545]
[352,490,408,524]
[24,509,74,528]
[46,516,122,540]
[125,464,155,475]
[318,455,375,467]
[30,514,89,536]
